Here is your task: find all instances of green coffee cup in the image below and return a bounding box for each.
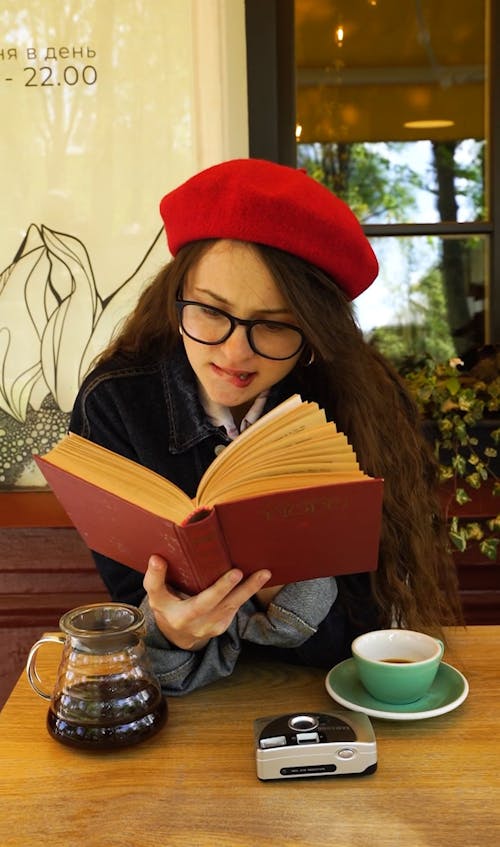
[351,629,445,704]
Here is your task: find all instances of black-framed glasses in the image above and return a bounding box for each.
[176,299,306,361]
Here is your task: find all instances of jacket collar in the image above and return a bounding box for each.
[161,343,219,453]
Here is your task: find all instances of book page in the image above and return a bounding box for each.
[201,462,361,497]
[212,427,352,473]
[196,397,364,505]
[44,433,193,522]
[200,472,368,506]
[204,447,360,491]
[196,397,331,501]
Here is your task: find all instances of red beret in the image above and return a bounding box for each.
[159,158,378,300]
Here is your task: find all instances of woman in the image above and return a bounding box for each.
[70,158,462,694]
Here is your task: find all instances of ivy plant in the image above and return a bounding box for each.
[404,356,500,560]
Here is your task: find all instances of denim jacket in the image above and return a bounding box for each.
[70,343,378,694]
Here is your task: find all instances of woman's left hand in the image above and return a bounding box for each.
[143,555,272,651]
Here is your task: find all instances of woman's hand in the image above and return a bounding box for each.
[143,555,272,651]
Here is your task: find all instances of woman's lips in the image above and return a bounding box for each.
[211,363,256,388]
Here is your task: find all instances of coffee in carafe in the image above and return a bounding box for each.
[26,603,167,750]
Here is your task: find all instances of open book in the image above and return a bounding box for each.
[35,394,383,594]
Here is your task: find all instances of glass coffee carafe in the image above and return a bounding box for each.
[26,603,167,750]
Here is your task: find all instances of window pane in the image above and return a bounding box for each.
[297,139,485,224]
[355,236,487,366]
[295,0,487,224]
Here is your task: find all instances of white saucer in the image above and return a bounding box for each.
[325,659,469,721]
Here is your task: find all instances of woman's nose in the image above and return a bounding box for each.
[221,324,254,359]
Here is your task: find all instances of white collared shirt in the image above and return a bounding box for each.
[199,384,269,440]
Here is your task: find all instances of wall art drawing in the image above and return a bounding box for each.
[0,225,164,488]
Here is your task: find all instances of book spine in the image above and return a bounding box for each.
[177,509,233,592]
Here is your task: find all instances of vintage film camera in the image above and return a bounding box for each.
[254,710,377,780]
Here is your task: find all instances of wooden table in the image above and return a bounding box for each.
[0,626,499,847]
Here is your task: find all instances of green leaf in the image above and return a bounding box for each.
[490,428,500,444]
[450,530,467,552]
[452,455,467,475]
[445,376,461,395]
[455,488,471,505]
[454,421,468,442]
[465,522,484,541]
[479,538,500,560]
[465,472,482,489]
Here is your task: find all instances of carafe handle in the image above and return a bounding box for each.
[26,634,66,700]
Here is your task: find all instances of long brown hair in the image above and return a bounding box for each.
[96,239,463,636]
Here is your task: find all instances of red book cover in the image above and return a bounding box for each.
[34,456,383,594]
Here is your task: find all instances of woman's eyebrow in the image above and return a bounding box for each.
[192,287,294,317]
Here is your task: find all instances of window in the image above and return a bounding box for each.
[293,0,491,368]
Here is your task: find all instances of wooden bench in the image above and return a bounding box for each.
[0,527,108,709]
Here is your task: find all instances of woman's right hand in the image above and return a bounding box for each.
[143,555,272,651]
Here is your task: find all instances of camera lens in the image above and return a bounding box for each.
[288,715,318,731]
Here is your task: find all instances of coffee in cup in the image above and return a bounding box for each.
[351,629,444,704]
